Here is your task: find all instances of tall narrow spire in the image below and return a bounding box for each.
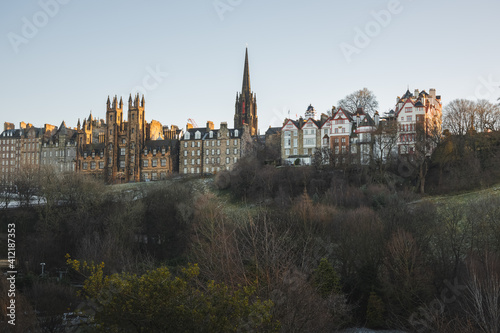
[242,48,251,94]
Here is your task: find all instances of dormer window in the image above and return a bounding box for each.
[184,132,190,140]
[195,131,201,139]
[234,129,239,137]
[209,131,213,138]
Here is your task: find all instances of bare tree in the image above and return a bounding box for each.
[475,99,500,132]
[443,99,476,136]
[12,164,40,207]
[463,252,500,333]
[337,88,379,116]
[372,120,398,171]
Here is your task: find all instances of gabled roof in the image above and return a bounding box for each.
[333,108,354,122]
[414,101,424,107]
[281,119,300,130]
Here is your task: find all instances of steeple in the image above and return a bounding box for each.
[119,97,123,109]
[234,47,258,136]
[242,47,251,94]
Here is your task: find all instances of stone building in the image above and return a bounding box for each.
[281,106,330,165]
[40,121,77,173]
[180,122,251,175]
[75,94,178,183]
[0,127,22,187]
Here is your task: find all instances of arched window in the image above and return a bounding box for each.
[234,129,239,137]
[195,131,201,139]
[184,132,190,140]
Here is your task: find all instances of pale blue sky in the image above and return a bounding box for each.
[1,0,499,132]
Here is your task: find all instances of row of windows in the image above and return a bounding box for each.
[43,150,75,158]
[1,153,15,159]
[183,139,239,148]
[1,160,16,166]
[142,159,168,167]
[82,161,105,170]
[184,130,240,140]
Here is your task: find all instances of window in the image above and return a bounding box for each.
[285,149,290,155]
[209,131,213,138]
[293,149,298,155]
[195,131,201,139]
[293,139,298,147]
[121,148,126,155]
[184,151,187,156]
[120,161,125,168]
[197,142,201,148]
[99,162,104,169]
[184,142,188,147]
[405,107,412,113]
[217,149,220,155]
[234,157,238,163]
[191,142,195,147]
[143,160,149,167]
[226,148,230,154]
[234,129,239,137]
[161,159,166,167]
[82,162,88,170]
[152,159,157,167]
[293,130,298,136]
[91,162,96,170]
[341,138,346,143]
[184,159,187,165]
[217,141,220,146]
[191,151,195,156]
[152,172,158,181]
[407,116,412,122]
[234,148,237,154]
[226,157,230,163]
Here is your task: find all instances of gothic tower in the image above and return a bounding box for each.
[234,48,258,136]
[127,93,146,182]
[105,95,123,182]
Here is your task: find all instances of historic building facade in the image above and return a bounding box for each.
[75,94,179,183]
[40,121,77,173]
[180,121,250,175]
[281,106,330,165]
[394,88,442,155]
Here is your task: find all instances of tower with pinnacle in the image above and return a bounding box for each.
[234,48,258,136]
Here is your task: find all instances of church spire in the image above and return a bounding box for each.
[242,48,251,94]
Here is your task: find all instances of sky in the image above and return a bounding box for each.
[1,0,500,133]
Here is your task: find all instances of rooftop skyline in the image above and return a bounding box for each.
[2,0,500,131]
